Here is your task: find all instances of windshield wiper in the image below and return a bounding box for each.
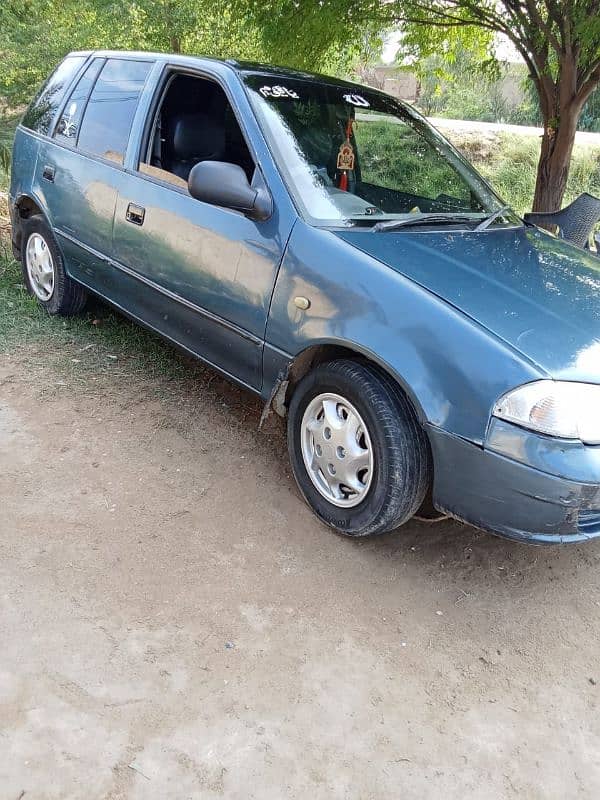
[473,205,512,231]
[372,213,476,232]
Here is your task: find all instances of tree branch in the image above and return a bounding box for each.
[387,2,504,33]
[520,0,562,53]
[577,62,600,105]
[578,55,600,87]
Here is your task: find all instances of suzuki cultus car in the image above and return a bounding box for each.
[9,51,600,543]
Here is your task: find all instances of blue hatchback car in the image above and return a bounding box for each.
[9,50,600,543]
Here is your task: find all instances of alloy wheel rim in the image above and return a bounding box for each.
[300,392,374,508]
[25,233,55,301]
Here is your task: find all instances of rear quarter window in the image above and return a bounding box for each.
[22,56,87,135]
[76,59,152,165]
[54,58,105,144]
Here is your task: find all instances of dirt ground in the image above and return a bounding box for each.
[2,348,600,800]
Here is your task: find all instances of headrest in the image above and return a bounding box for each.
[172,113,225,162]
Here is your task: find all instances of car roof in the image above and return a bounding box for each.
[68,50,379,94]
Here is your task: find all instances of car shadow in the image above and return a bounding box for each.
[206,368,600,592]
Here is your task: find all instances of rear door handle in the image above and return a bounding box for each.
[42,164,55,182]
[126,202,145,226]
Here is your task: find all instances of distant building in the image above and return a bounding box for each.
[354,65,420,102]
[362,64,525,111]
[372,67,419,102]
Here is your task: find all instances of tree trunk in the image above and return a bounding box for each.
[532,112,579,212]
[531,50,587,213]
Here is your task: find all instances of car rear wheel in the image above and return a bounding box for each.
[287,359,432,537]
[21,215,87,316]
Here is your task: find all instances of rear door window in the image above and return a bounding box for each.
[76,59,152,165]
[22,55,87,135]
[54,59,105,144]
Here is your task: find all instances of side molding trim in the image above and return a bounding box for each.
[55,227,263,347]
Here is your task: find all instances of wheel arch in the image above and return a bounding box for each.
[12,193,49,254]
[268,340,429,428]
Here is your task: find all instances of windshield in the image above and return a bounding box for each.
[243,74,510,228]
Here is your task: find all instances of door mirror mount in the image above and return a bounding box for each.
[188,161,271,221]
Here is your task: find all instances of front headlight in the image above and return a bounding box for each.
[493,381,600,444]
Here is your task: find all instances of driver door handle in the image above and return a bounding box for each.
[126,202,145,226]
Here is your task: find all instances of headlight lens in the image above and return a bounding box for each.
[493,381,600,444]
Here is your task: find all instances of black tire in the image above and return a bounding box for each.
[21,215,87,316]
[287,359,432,537]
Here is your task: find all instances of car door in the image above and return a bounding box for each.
[110,67,293,391]
[36,56,155,283]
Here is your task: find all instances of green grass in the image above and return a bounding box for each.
[355,119,473,205]
[0,239,200,384]
[446,130,600,216]
[353,119,600,216]
[0,115,18,186]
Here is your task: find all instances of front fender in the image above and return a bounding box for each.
[264,220,543,444]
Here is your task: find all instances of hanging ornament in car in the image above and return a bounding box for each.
[337,142,355,171]
[337,118,355,191]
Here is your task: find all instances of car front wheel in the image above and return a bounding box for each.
[287,359,432,537]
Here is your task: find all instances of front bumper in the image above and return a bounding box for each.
[428,422,600,544]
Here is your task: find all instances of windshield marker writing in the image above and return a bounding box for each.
[342,93,370,107]
[259,85,299,99]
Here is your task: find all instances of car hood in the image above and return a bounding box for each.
[335,225,600,382]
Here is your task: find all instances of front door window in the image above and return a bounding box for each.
[138,73,255,194]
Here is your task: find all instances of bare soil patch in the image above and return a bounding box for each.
[2,348,600,799]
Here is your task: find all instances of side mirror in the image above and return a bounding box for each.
[188,161,271,221]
